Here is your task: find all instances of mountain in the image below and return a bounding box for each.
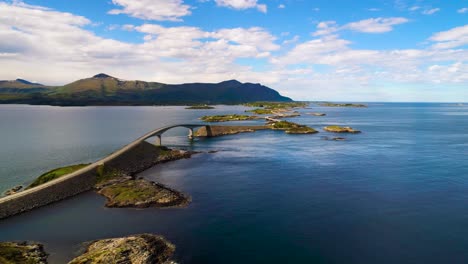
[0,74,292,106]
[0,79,49,94]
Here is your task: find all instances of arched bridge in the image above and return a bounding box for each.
[140,124,207,146]
[0,124,208,219]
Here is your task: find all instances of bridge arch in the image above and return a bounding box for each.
[138,124,208,146]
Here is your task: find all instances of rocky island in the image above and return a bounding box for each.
[69,234,175,264]
[96,177,189,208]
[200,114,260,122]
[319,102,367,108]
[270,120,318,134]
[185,105,215,109]
[0,241,48,264]
[324,125,361,133]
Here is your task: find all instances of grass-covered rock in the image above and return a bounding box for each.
[285,127,318,134]
[27,164,89,189]
[96,178,189,208]
[0,242,48,264]
[200,114,259,122]
[319,102,367,108]
[270,121,318,134]
[185,105,215,109]
[324,125,361,133]
[246,108,275,114]
[68,234,175,264]
[244,102,308,109]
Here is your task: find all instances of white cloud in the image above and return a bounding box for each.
[408,6,420,11]
[430,25,468,49]
[367,8,381,12]
[422,8,440,15]
[313,17,408,36]
[283,35,299,45]
[108,0,191,21]
[215,0,267,13]
[458,8,468,14]
[278,4,285,9]
[0,2,277,85]
[344,17,409,33]
[312,21,339,36]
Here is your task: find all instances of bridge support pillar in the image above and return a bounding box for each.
[155,135,162,146]
[188,128,194,139]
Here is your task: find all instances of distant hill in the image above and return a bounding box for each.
[0,74,292,106]
[0,79,49,94]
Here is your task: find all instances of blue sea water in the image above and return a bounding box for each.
[0,103,467,263]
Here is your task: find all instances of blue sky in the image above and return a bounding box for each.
[0,0,467,101]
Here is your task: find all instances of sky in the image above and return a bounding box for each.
[0,0,467,102]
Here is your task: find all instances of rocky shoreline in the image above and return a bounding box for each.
[0,241,48,264]
[68,234,176,264]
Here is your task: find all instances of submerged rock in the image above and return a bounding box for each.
[324,125,361,133]
[322,136,346,141]
[0,241,48,264]
[96,179,189,208]
[68,234,175,264]
[4,185,23,196]
[308,112,326,116]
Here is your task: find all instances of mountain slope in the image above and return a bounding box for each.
[0,74,292,105]
[0,79,49,94]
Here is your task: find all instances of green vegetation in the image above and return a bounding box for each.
[319,102,367,108]
[68,234,175,264]
[246,108,275,114]
[244,101,308,109]
[324,125,361,133]
[200,114,258,122]
[96,164,125,184]
[185,105,215,109]
[27,164,89,189]
[270,120,318,134]
[285,127,318,134]
[0,242,47,264]
[97,179,188,208]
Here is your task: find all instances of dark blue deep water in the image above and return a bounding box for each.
[0,103,467,263]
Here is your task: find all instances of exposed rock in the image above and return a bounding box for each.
[4,185,23,196]
[68,234,175,264]
[0,241,48,264]
[308,112,326,116]
[322,136,346,141]
[185,105,214,109]
[324,125,361,133]
[269,120,318,134]
[200,114,260,122]
[269,111,301,119]
[195,125,269,137]
[319,103,367,108]
[285,127,318,134]
[96,179,189,208]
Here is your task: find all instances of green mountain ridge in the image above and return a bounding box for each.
[0,73,292,105]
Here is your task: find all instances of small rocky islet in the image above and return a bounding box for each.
[0,241,48,264]
[96,177,190,208]
[185,104,215,109]
[68,234,176,264]
[324,125,361,133]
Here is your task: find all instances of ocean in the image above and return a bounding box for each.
[0,103,467,263]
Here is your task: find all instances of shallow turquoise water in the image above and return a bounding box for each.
[0,103,467,263]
